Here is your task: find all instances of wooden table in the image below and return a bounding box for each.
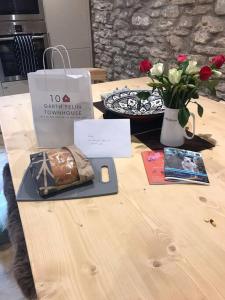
[1,77,225,300]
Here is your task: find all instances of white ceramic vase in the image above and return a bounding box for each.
[160,107,195,147]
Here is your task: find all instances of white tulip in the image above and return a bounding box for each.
[186,61,199,74]
[213,70,222,77]
[168,68,182,84]
[151,63,164,76]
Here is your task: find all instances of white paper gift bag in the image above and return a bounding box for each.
[28,46,94,148]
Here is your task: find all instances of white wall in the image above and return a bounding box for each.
[43,0,93,68]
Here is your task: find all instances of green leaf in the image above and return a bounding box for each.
[184,87,198,103]
[186,84,196,89]
[182,60,189,72]
[178,107,190,127]
[137,91,150,100]
[197,103,203,117]
[202,79,219,96]
[147,82,164,88]
[162,76,170,85]
[178,60,188,71]
[192,92,199,99]
[171,85,179,100]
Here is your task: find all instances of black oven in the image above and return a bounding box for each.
[0,0,44,21]
[0,21,49,82]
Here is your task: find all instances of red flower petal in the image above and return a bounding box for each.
[139,59,153,73]
[177,54,188,63]
[211,54,225,68]
[199,66,212,81]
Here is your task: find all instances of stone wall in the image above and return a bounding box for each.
[91,0,225,99]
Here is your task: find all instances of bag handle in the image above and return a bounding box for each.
[50,45,72,69]
[42,46,67,74]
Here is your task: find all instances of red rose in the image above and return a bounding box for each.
[139,59,153,73]
[199,66,212,81]
[211,54,225,68]
[177,54,188,63]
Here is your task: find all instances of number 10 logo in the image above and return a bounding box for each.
[50,94,71,103]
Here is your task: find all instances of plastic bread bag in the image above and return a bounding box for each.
[29,145,94,196]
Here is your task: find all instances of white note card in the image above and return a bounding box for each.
[74,119,132,158]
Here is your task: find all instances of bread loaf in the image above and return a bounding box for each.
[48,149,79,186]
[30,146,94,196]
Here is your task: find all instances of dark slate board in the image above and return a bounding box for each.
[94,101,215,152]
[17,158,118,201]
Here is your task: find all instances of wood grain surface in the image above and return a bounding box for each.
[0,77,225,300]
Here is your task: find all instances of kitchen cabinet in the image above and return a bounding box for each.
[1,80,29,96]
[0,84,3,96]
[43,0,93,68]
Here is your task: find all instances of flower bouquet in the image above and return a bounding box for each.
[138,54,225,146]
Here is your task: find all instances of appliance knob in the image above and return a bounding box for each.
[14,25,23,33]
